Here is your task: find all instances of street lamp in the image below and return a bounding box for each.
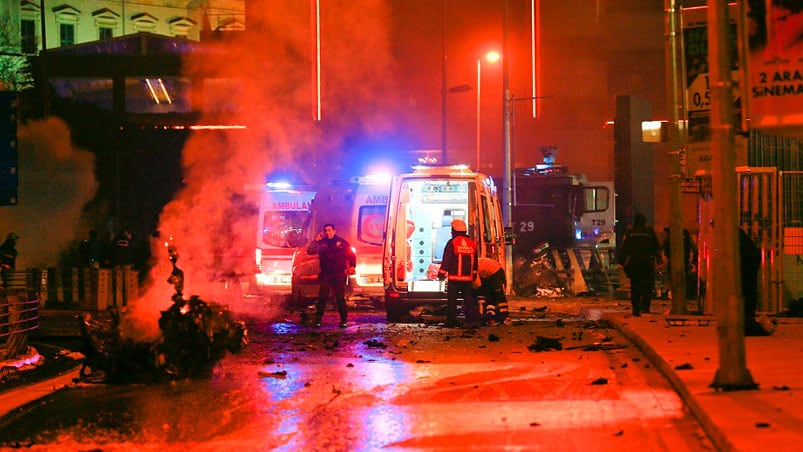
[476,51,500,171]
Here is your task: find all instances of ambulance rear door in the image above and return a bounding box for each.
[348,180,390,300]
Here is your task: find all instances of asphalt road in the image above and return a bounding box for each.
[0,304,712,451]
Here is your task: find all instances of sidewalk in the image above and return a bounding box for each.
[508,296,803,451]
[591,305,803,452]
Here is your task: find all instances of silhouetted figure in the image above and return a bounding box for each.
[739,228,766,336]
[307,223,356,328]
[79,230,102,268]
[619,213,662,316]
[0,233,19,288]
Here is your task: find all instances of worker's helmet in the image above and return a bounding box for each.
[451,219,467,232]
[6,232,18,241]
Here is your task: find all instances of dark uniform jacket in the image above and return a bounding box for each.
[308,235,357,277]
[618,225,661,276]
[0,239,17,270]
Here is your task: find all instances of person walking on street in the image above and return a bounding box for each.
[437,219,479,327]
[619,213,662,316]
[308,223,356,328]
[0,233,19,288]
[476,257,509,325]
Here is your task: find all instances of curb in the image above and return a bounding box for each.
[599,311,732,452]
[0,366,81,418]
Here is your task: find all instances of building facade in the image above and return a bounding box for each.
[8,0,244,53]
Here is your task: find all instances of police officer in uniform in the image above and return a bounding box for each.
[437,219,479,327]
[308,223,356,328]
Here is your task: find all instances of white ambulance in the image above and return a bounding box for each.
[289,175,391,312]
[254,183,316,295]
[382,165,506,322]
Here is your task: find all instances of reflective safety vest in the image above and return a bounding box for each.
[438,235,477,282]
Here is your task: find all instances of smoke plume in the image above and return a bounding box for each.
[126,0,401,337]
[0,117,97,268]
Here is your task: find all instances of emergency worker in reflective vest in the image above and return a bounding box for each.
[437,219,479,327]
[476,257,509,325]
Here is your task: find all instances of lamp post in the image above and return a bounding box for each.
[476,51,500,171]
[441,0,448,163]
[502,0,513,293]
[707,0,756,391]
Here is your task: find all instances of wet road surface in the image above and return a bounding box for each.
[0,308,711,451]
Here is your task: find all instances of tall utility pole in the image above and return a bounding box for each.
[476,58,481,171]
[441,0,448,164]
[665,0,687,313]
[502,0,513,292]
[707,0,756,391]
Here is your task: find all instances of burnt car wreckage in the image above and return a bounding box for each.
[78,246,248,383]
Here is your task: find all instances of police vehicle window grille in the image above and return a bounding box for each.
[515,186,567,206]
[583,187,609,211]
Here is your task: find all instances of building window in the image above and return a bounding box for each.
[168,17,196,38]
[60,23,75,46]
[21,19,36,54]
[99,27,113,40]
[93,8,120,40]
[53,4,80,47]
[131,12,158,33]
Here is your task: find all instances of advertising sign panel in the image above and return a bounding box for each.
[681,3,745,175]
[747,0,803,128]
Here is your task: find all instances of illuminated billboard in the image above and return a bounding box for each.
[747,0,803,128]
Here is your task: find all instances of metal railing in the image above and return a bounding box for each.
[0,265,140,361]
[0,291,40,360]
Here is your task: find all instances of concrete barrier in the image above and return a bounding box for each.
[39,267,138,309]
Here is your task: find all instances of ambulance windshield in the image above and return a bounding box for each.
[261,211,310,248]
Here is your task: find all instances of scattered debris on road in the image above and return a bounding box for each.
[258,369,288,379]
[528,336,563,351]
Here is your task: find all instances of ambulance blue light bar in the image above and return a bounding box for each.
[266,182,293,190]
